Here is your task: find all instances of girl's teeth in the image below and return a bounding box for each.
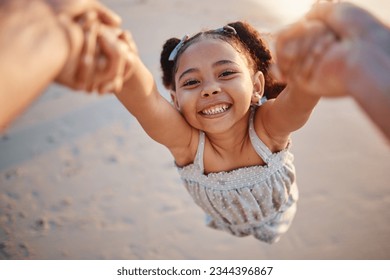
[202,104,229,115]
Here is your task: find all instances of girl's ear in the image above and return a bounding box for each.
[251,71,266,106]
[253,71,265,96]
[170,90,180,110]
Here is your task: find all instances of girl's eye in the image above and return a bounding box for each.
[219,70,237,78]
[182,79,199,87]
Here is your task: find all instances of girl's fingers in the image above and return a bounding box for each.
[117,30,138,80]
[99,43,128,94]
[74,24,136,94]
[275,22,306,78]
[292,22,327,79]
[95,26,133,92]
[94,29,125,93]
[119,30,138,53]
[113,47,127,93]
[276,19,336,89]
[289,23,316,78]
[300,32,336,80]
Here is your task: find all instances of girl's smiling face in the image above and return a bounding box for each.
[171,38,263,134]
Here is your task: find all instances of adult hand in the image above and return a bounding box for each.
[46,0,121,26]
[275,2,390,140]
[52,0,122,92]
[275,2,390,97]
[275,19,337,94]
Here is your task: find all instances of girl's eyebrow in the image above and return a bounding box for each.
[178,60,239,82]
[178,68,198,82]
[213,59,238,68]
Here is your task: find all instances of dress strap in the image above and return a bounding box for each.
[248,107,273,163]
[193,131,205,172]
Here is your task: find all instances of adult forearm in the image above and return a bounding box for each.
[0,0,69,131]
[348,48,390,140]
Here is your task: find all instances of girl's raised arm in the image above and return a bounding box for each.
[255,21,331,147]
[75,24,196,160]
[114,54,196,160]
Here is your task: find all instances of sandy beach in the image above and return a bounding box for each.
[0,0,389,259]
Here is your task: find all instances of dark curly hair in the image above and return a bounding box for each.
[160,21,285,99]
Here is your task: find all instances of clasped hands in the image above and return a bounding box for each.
[274,1,390,98]
[51,0,136,94]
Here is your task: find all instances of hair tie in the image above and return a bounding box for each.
[168,25,237,62]
[168,35,189,61]
[214,25,237,35]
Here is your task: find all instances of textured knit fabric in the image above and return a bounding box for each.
[176,107,298,243]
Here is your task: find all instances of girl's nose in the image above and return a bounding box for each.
[201,82,221,97]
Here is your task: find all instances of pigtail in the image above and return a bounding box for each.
[228,21,286,99]
[160,38,181,89]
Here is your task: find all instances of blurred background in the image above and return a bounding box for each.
[0,0,389,259]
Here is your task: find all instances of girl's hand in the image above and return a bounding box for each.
[81,25,138,94]
[96,26,138,94]
[275,20,337,95]
[53,0,122,92]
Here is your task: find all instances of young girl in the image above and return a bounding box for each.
[87,21,325,243]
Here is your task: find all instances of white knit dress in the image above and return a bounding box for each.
[177,108,299,243]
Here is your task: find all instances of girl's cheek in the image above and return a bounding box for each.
[178,90,197,104]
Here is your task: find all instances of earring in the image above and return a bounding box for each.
[251,92,262,106]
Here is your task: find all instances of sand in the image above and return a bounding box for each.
[0,0,389,260]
